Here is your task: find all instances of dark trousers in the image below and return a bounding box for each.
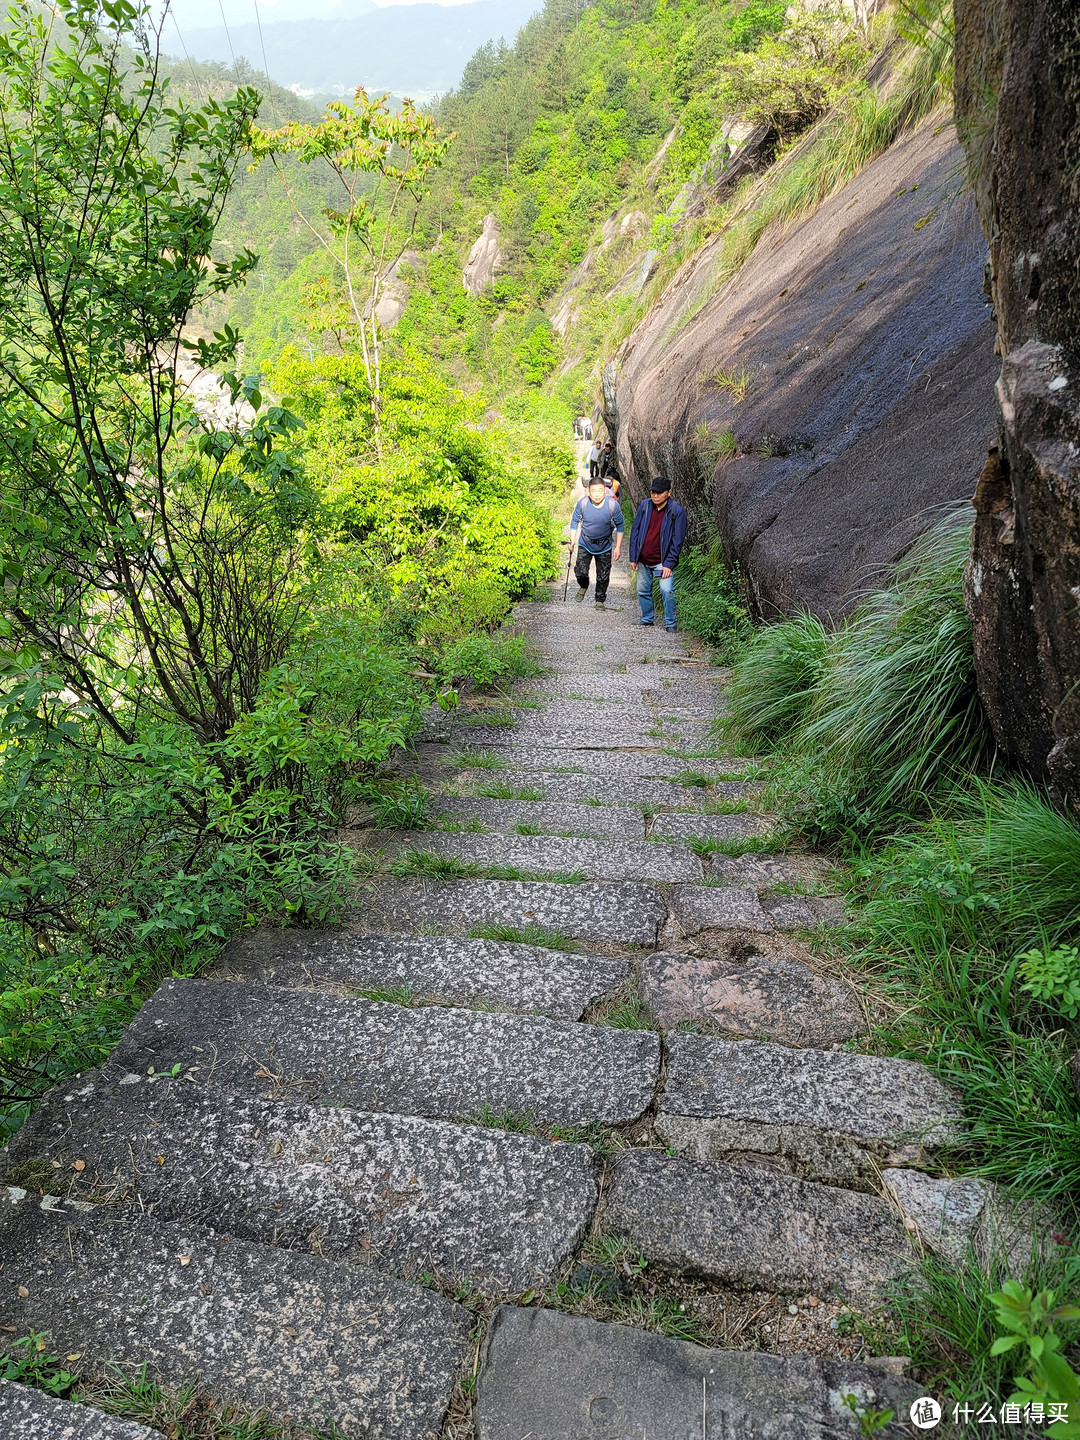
[575,547,612,602]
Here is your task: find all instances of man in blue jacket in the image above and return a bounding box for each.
[628,476,688,630]
[569,477,625,610]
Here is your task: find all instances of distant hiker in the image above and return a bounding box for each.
[573,417,582,440]
[628,476,688,631]
[587,439,601,479]
[569,477,625,610]
[599,441,620,497]
[583,417,593,440]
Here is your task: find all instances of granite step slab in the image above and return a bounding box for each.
[428,794,646,840]
[650,811,774,842]
[216,930,629,1020]
[451,720,680,749]
[640,951,866,1046]
[0,1194,469,1439]
[360,830,703,884]
[664,886,774,936]
[604,1151,914,1301]
[438,768,751,810]
[102,978,660,1128]
[6,1079,600,1292]
[0,1382,167,1440]
[414,745,750,781]
[474,1306,920,1440]
[357,876,668,947]
[513,674,723,704]
[657,1032,965,1185]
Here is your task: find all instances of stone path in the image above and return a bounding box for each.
[0,560,968,1438]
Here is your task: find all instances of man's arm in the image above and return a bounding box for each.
[613,505,625,562]
[661,504,688,576]
[627,501,641,570]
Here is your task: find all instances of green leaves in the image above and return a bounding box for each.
[1017,945,1080,1020]
[989,1280,1080,1429]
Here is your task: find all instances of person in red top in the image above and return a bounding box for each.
[628,476,689,630]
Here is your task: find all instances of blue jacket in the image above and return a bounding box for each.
[628,497,688,570]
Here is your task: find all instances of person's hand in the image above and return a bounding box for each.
[661,566,673,579]
[628,561,636,572]
[614,544,623,562]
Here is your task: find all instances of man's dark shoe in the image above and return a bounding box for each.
[639,620,654,627]
[666,625,677,632]
[595,601,606,611]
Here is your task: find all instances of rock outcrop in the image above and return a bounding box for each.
[607,115,999,618]
[463,213,503,296]
[956,0,1080,797]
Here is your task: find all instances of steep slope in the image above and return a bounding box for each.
[607,113,998,617]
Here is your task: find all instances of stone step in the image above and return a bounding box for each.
[6,1078,600,1293]
[604,1151,914,1301]
[216,929,629,1020]
[657,1032,964,1185]
[0,1382,166,1440]
[452,719,710,750]
[360,830,703,884]
[514,673,724,704]
[0,1193,469,1439]
[358,876,668,947]
[413,744,748,781]
[650,811,773,843]
[474,1306,920,1440]
[639,951,866,1046]
[663,885,773,937]
[102,978,660,1128]
[437,767,751,811]
[428,794,646,839]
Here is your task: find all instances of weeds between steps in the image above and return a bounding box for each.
[698,509,1080,1403]
[1,1339,341,1440]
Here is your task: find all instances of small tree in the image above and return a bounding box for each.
[249,92,454,441]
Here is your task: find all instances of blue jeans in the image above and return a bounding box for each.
[636,564,676,628]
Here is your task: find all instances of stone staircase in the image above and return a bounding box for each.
[0,563,970,1438]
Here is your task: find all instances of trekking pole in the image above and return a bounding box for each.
[562,541,574,601]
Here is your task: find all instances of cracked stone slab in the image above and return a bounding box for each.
[640,951,866,1045]
[102,978,660,1128]
[710,854,809,888]
[882,1168,1045,1275]
[604,1151,914,1300]
[0,1383,167,1440]
[216,930,629,1020]
[665,886,773,935]
[650,811,773,842]
[7,1080,600,1292]
[474,1306,921,1440]
[357,877,667,947]
[663,1032,965,1148]
[361,830,703,884]
[0,1195,469,1439]
[452,720,674,749]
[417,745,747,782]
[428,795,646,839]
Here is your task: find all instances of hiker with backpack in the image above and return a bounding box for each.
[628,476,688,630]
[569,477,624,610]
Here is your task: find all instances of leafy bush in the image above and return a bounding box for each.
[1018,946,1080,1019]
[670,541,751,658]
[439,633,546,690]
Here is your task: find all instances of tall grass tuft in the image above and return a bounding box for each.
[792,508,986,834]
[723,611,828,747]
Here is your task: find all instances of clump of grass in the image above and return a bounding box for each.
[475,782,544,800]
[361,780,430,831]
[596,995,654,1030]
[723,611,828,749]
[704,366,751,401]
[674,770,712,788]
[688,834,778,857]
[355,985,415,1006]
[388,850,479,880]
[514,822,543,836]
[468,923,581,952]
[469,1104,538,1133]
[446,751,506,770]
[457,708,515,728]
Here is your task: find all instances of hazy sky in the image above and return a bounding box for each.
[164,0,476,31]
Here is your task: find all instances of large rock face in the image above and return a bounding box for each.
[463,213,503,296]
[608,115,999,618]
[956,0,1080,797]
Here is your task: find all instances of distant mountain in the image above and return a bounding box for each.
[181,0,540,98]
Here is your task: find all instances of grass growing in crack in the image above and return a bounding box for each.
[2,1344,336,1439]
[469,1104,538,1133]
[457,709,515,728]
[468,923,581,952]
[360,780,429,831]
[594,995,654,1030]
[546,1236,708,1344]
[514,822,543,836]
[547,1123,630,1156]
[687,835,778,857]
[475,783,544,801]
[388,850,480,880]
[354,985,415,1006]
[674,770,711,788]
[445,751,506,769]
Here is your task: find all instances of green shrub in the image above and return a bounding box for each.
[440,633,546,690]
[724,611,828,746]
[1018,945,1080,1019]
[671,540,750,658]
